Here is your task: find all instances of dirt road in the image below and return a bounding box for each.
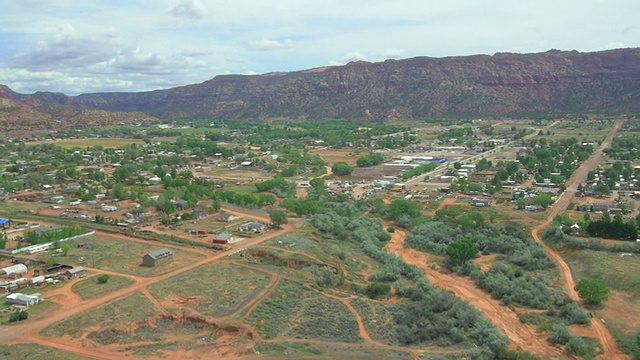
[385,228,567,358]
[530,119,629,360]
[0,209,296,359]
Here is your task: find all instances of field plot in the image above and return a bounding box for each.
[350,298,402,345]
[30,138,144,149]
[41,291,158,340]
[149,263,271,317]
[255,341,413,359]
[62,233,205,277]
[0,344,88,360]
[563,249,640,353]
[246,280,362,343]
[71,275,136,300]
[310,149,360,166]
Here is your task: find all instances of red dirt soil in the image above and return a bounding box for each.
[385,227,567,358]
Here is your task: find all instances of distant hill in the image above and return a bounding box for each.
[2,48,640,128]
[0,85,157,132]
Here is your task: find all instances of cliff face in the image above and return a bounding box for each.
[3,48,640,127]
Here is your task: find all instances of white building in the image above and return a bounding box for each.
[0,264,28,277]
[6,293,42,307]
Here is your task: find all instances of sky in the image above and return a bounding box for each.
[1,0,638,95]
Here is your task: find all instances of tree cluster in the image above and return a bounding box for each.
[586,219,638,240]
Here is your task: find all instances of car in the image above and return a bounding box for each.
[79,274,85,278]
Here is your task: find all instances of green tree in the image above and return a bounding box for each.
[60,243,70,256]
[97,274,110,284]
[574,278,610,306]
[269,210,288,229]
[532,194,552,209]
[446,239,479,267]
[332,162,354,176]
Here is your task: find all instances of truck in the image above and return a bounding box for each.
[212,239,228,245]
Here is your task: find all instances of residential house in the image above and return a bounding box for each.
[191,211,209,220]
[238,222,265,233]
[217,213,236,222]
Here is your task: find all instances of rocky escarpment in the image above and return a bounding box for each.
[3,48,640,125]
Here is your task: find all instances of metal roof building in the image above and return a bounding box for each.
[1,264,28,276]
[6,293,42,307]
[65,266,85,278]
[142,248,173,267]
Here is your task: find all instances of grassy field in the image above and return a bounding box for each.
[563,250,640,296]
[148,263,271,317]
[41,291,157,339]
[0,344,88,360]
[34,138,144,149]
[62,233,205,277]
[563,249,640,356]
[246,280,362,343]
[71,275,136,300]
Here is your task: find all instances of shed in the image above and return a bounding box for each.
[6,293,42,307]
[66,266,85,278]
[142,248,173,267]
[1,264,28,276]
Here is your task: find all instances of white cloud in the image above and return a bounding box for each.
[330,51,367,65]
[167,0,208,20]
[1,1,639,94]
[248,38,294,51]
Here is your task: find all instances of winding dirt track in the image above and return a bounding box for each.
[385,228,567,358]
[529,119,629,360]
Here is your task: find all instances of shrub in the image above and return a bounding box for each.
[97,274,110,284]
[548,324,572,345]
[365,283,391,299]
[566,336,590,356]
[9,311,28,322]
[559,302,591,325]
